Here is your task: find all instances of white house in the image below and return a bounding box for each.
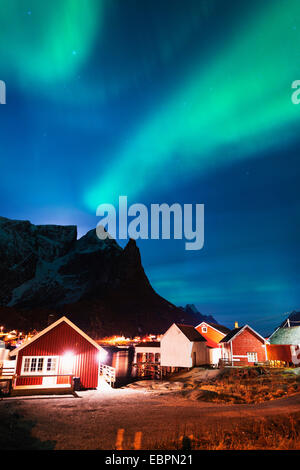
[160,323,207,368]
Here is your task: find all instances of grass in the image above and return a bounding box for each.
[147,413,300,450]
[169,367,300,404]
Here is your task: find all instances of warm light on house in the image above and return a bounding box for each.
[62,351,74,372]
[99,350,108,362]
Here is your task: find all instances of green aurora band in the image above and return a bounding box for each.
[0,0,102,86]
[85,0,300,209]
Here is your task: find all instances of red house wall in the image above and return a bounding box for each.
[231,328,266,363]
[16,321,100,389]
[266,344,292,362]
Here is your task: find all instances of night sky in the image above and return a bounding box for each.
[1,0,300,334]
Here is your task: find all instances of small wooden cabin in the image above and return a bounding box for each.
[220,324,268,365]
[267,323,300,365]
[9,316,106,391]
[160,323,207,369]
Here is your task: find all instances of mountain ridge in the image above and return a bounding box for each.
[0,216,210,337]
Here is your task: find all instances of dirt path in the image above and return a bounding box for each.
[1,389,300,449]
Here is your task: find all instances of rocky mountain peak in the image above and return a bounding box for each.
[0,216,204,336]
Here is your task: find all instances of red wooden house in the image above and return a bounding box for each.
[9,316,106,390]
[220,324,268,365]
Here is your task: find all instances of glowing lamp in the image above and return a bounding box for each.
[62,351,74,372]
[98,350,108,362]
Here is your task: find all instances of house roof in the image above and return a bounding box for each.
[220,325,267,344]
[135,341,160,348]
[279,311,300,328]
[269,325,300,345]
[197,321,231,335]
[207,322,231,335]
[220,327,243,343]
[9,316,104,357]
[175,324,206,342]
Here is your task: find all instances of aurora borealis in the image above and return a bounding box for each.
[1,0,300,333]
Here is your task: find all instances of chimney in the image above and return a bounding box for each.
[234,321,239,329]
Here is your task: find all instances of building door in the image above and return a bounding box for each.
[42,357,58,387]
[193,352,197,366]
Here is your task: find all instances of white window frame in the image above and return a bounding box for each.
[21,356,59,376]
[202,326,207,333]
[247,352,258,363]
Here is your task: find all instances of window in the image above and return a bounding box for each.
[247,352,257,363]
[23,357,30,372]
[37,358,44,372]
[30,358,37,372]
[202,326,207,333]
[47,357,57,372]
[21,356,58,375]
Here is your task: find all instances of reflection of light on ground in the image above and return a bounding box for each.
[97,376,114,392]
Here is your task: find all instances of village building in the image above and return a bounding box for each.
[133,341,161,378]
[269,325,300,345]
[195,321,231,366]
[220,324,268,365]
[8,316,107,391]
[160,323,208,370]
[266,315,300,365]
[195,321,231,346]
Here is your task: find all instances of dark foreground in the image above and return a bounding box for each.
[0,385,300,450]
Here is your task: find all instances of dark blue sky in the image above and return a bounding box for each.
[0,0,300,334]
